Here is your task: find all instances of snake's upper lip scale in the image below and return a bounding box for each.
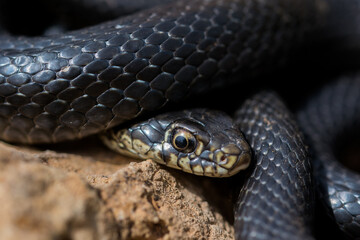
[186,156,229,177]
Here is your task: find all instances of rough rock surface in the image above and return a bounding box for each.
[0,137,234,240]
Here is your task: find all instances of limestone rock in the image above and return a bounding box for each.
[0,138,234,240]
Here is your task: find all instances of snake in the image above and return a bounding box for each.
[1,0,360,239]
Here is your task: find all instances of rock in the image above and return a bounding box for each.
[0,138,234,240]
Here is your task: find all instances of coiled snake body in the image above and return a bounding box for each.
[1,0,360,239]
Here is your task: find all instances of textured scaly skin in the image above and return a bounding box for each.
[234,92,313,240]
[298,75,360,238]
[0,0,322,143]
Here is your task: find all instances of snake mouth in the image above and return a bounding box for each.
[176,143,252,177]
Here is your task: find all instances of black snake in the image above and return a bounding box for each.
[1,0,360,239]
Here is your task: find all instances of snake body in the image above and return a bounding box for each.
[234,92,313,240]
[1,0,360,239]
[0,0,322,143]
[299,75,360,238]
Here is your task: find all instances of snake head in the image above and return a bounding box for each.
[101,109,252,177]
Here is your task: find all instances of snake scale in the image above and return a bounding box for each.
[1,0,360,239]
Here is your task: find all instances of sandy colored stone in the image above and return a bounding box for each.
[0,138,234,240]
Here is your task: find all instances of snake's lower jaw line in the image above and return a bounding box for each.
[192,152,252,178]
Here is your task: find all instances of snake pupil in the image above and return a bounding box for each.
[175,136,188,149]
[171,128,196,152]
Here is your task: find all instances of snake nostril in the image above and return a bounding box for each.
[220,155,226,162]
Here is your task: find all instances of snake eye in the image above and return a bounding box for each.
[172,129,196,153]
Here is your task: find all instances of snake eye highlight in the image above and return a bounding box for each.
[172,129,196,153]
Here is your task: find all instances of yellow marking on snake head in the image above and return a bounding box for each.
[167,152,181,170]
[195,141,204,156]
[218,155,237,169]
[133,139,151,155]
[146,144,165,164]
[120,132,132,150]
[178,157,192,173]
[214,150,225,163]
[192,164,204,175]
[204,165,215,175]
[216,166,228,176]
